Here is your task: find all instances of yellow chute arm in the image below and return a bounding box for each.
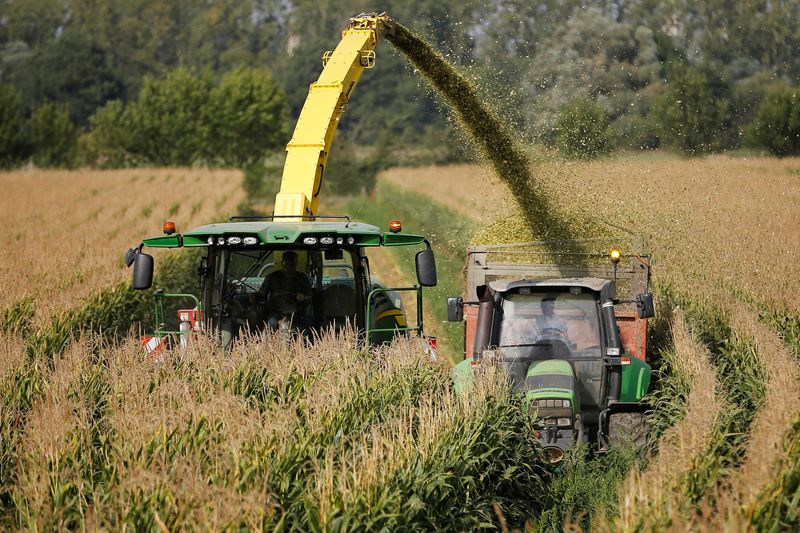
[274,13,393,220]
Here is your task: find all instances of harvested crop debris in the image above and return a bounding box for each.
[386,23,594,249]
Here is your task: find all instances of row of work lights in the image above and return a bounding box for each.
[206,236,259,246]
[302,236,355,246]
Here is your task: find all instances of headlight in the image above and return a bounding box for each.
[336,237,344,245]
[563,400,570,408]
[303,237,317,245]
[217,237,225,245]
[227,236,242,245]
[557,417,572,427]
[243,236,258,245]
[207,237,214,245]
[320,236,334,245]
[347,236,355,245]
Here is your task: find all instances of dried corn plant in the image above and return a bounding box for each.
[4,331,545,530]
[0,168,245,329]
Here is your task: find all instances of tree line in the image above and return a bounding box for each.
[0,0,799,171]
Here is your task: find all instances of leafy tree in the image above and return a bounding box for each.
[555,98,616,159]
[0,83,30,168]
[7,31,125,125]
[747,84,800,156]
[85,100,138,167]
[29,102,78,167]
[125,67,214,166]
[521,8,660,146]
[207,67,289,166]
[654,60,731,155]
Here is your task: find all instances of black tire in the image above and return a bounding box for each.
[608,412,649,454]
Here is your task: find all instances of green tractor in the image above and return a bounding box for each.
[449,243,654,461]
[125,217,437,354]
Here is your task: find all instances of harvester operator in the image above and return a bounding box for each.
[260,250,313,328]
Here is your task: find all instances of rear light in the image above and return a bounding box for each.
[163,221,176,235]
[621,356,631,365]
[389,220,402,233]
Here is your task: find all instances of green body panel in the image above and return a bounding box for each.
[382,233,426,246]
[143,235,182,248]
[452,358,475,395]
[525,360,578,416]
[620,357,651,402]
[141,221,424,249]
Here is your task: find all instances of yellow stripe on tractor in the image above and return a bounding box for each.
[274,13,394,220]
[376,308,407,328]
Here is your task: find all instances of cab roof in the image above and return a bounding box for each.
[142,220,427,248]
[489,278,610,294]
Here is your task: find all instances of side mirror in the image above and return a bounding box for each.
[447,296,464,322]
[132,252,154,290]
[636,292,655,319]
[415,249,437,287]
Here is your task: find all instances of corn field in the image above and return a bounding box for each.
[383,155,800,530]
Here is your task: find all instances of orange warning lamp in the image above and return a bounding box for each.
[389,220,402,233]
[163,221,177,235]
[609,247,621,264]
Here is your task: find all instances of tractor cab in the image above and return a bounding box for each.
[125,216,437,353]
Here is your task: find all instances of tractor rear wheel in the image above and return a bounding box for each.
[608,412,648,454]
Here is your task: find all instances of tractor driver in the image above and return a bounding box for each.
[260,250,313,329]
[535,297,568,339]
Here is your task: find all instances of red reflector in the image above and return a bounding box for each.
[428,337,437,350]
[388,220,402,233]
[163,221,176,235]
[621,356,631,365]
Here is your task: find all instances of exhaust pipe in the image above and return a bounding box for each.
[472,284,495,360]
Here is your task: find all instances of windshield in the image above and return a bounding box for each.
[212,248,363,343]
[499,292,601,357]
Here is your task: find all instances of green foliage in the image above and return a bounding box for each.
[86,67,289,167]
[207,67,289,166]
[0,83,31,169]
[9,31,125,126]
[534,445,636,531]
[749,417,800,530]
[654,61,731,155]
[555,98,616,159]
[127,67,215,166]
[747,84,800,156]
[85,100,137,167]
[659,287,766,507]
[28,102,78,168]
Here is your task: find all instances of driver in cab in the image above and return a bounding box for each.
[260,251,312,328]
[535,297,567,338]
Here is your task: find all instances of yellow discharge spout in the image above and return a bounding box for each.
[273,13,393,220]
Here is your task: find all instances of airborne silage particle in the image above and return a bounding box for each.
[385,23,585,248]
